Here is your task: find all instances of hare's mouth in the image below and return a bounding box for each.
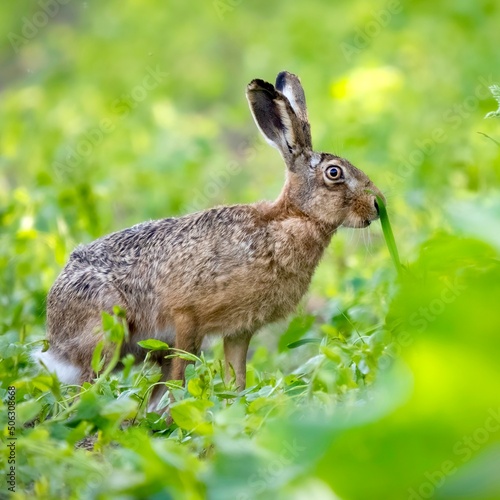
[341,197,380,229]
[342,218,372,229]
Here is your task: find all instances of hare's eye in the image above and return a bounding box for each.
[325,165,343,181]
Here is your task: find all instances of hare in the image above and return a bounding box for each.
[36,71,383,411]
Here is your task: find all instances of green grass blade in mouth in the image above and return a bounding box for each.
[376,194,403,276]
[366,190,403,276]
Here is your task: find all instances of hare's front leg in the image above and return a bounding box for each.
[223,333,252,391]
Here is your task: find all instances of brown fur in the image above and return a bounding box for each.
[39,71,384,410]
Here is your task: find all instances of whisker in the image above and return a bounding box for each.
[354,229,361,253]
[368,228,373,253]
[362,229,371,263]
[347,227,355,247]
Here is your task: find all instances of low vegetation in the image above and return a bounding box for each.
[1,1,500,498]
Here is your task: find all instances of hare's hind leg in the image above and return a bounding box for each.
[223,333,252,391]
[170,311,203,383]
[40,314,107,385]
[147,313,201,413]
[44,271,127,386]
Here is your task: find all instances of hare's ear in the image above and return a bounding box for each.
[275,71,312,148]
[246,79,309,161]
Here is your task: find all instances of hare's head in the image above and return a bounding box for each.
[247,71,384,229]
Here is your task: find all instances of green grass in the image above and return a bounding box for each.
[370,191,403,276]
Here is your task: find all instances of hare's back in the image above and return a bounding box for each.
[55,206,270,300]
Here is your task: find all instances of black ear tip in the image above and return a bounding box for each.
[276,71,300,90]
[247,79,276,96]
[275,71,288,89]
[248,78,267,88]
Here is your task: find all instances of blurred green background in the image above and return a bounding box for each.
[1,1,500,499]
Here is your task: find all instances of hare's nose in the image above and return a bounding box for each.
[374,200,380,216]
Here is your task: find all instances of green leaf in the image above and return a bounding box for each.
[287,338,322,349]
[101,311,114,331]
[68,390,102,422]
[447,198,500,251]
[107,323,125,344]
[16,399,42,424]
[41,339,49,352]
[165,349,200,362]
[155,388,172,412]
[278,315,315,352]
[100,396,138,419]
[170,398,213,433]
[91,340,105,374]
[137,339,170,351]
[320,345,342,363]
[112,305,127,318]
[187,377,204,398]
